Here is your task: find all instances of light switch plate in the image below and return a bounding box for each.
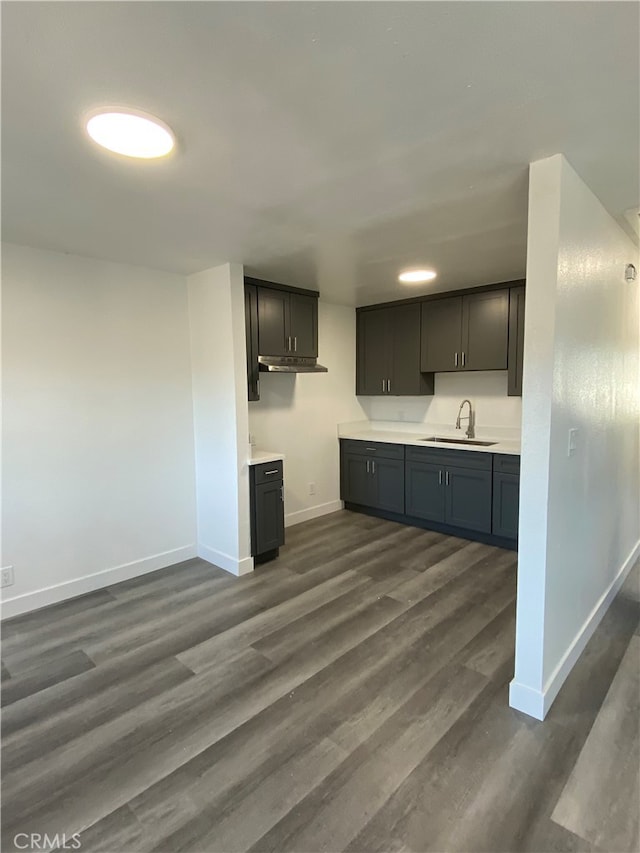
[568,428,579,457]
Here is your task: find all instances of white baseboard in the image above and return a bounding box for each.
[510,538,640,720]
[508,680,545,720]
[285,500,344,528]
[0,544,197,620]
[198,544,254,577]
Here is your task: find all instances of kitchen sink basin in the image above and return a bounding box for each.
[419,436,497,447]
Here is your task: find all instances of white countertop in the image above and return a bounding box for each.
[338,421,521,456]
[247,450,285,466]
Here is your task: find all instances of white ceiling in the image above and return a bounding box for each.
[2,1,638,306]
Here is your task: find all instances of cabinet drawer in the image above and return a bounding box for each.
[405,445,492,471]
[340,439,405,460]
[252,460,284,485]
[493,454,520,475]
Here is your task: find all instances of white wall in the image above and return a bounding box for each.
[1,243,197,617]
[358,370,522,432]
[249,301,364,526]
[510,155,640,719]
[188,263,252,573]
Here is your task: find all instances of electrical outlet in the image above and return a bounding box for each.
[568,428,579,457]
[1,566,14,588]
[309,482,316,496]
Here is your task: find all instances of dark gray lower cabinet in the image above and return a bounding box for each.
[492,454,520,539]
[405,460,445,523]
[445,466,492,533]
[342,439,518,547]
[405,450,491,533]
[341,444,404,514]
[250,461,285,561]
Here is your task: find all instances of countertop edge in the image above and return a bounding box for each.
[338,430,520,456]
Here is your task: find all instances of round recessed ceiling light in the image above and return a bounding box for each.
[85,108,175,159]
[398,269,437,284]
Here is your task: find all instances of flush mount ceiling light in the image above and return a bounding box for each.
[398,269,437,284]
[85,108,175,159]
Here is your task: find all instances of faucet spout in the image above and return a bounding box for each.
[455,399,475,439]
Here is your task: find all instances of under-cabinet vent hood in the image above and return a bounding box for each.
[258,356,328,373]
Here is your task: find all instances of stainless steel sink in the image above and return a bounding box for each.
[419,436,497,447]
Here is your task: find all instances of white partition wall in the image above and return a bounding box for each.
[511,154,640,719]
[187,263,253,575]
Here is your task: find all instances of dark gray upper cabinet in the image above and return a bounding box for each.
[257,288,289,357]
[420,289,509,373]
[420,296,462,373]
[288,293,318,357]
[462,289,509,370]
[257,287,318,358]
[244,284,260,401]
[508,285,526,396]
[356,303,434,396]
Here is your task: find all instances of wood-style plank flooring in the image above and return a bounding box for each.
[1,510,638,853]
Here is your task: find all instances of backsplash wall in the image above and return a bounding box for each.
[358,371,522,431]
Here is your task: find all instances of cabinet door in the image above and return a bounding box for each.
[254,481,285,554]
[245,284,260,401]
[372,457,405,514]
[342,453,374,506]
[257,288,289,356]
[356,308,390,395]
[420,297,462,373]
[492,472,520,539]
[405,460,445,522]
[389,304,433,395]
[507,286,525,396]
[445,466,492,533]
[461,290,509,370]
[288,293,318,358]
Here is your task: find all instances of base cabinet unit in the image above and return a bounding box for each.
[340,440,405,514]
[341,439,518,548]
[492,454,520,539]
[250,460,285,562]
[405,446,492,534]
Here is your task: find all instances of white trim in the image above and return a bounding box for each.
[198,544,254,577]
[0,545,197,620]
[510,538,640,720]
[508,680,545,720]
[285,500,344,528]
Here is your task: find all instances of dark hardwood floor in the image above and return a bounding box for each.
[1,510,638,853]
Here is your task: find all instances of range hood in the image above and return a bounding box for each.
[258,355,328,373]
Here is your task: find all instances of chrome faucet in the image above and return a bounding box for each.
[456,399,475,439]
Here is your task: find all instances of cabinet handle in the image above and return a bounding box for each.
[372,461,376,474]
[387,379,391,393]
[382,379,385,393]
[365,447,377,451]
[264,469,279,475]
[294,336,297,352]
[281,486,284,502]
[288,336,292,351]
[439,470,442,485]
[366,460,370,473]
[462,351,466,367]
[446,471,450,486]
[454,352,458,367]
